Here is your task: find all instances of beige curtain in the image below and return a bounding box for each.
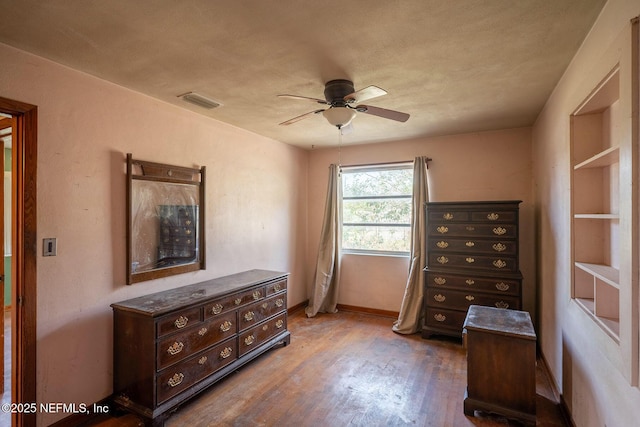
[393,156,430,334]
[306,164,341,317]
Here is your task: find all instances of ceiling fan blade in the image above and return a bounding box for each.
[279,109,325,126]
[344,85,387,104]
[356,105,410,122]
[278,94,329,104]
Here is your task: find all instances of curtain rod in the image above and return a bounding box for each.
[339,158,432,169]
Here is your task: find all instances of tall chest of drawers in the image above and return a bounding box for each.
[111,269,290,426]
[422,201,522,339]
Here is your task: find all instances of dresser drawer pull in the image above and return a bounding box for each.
[465,241,475,247]
[492,227,507,235]
[495,301,510,309]
[262,303,269,309]
[493,259,507,268]
[262,324,269,331]
[433,277,447,285]
[174,316,188,329]
[465,226,475,231]
[465,295,475,301]
[198,356,208,365]
[487,212,500,220]
[276,319,284,329]
[466,279,475,285]
[436,241,449,249]
[235,298,242,305]
[244,335,255,346]
[274,283,283,292]
[275,298,284,308]
[434,313,446,322]
[437,256,449,265]
[198,327,208,336]
[443,212,454,220]
[220,320,233,332]
[495,282,510,291]
[211,303,224,315]
[220,347,233,359]
[168,373,184,388]
[167,342,184,356]
[253,291,262,300]
[465,257,475,264]
[433,294,446,303]
[244,311,255,322]
[436,226,448,234]
[185,219,192,226]
[492,243,506,252]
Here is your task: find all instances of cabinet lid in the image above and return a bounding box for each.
[463,305,536,340]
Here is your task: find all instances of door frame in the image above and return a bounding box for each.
[0,96,37,427]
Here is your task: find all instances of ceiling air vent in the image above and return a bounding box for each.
[178,92,222,110]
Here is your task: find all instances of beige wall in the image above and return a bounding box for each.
[0,43,309,425]
[533,1,640,426]
[307,128,535,317]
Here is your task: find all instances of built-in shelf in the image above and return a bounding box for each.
[574,145,619,170]
[575,298,621,342]
[574,213,619,219]
[575,262,619,288]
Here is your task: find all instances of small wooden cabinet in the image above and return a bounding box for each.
[423,200,522,338]
[111,269,290,426]
[463,305,536,426]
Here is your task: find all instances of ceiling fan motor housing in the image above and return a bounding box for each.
[324,79,355,106]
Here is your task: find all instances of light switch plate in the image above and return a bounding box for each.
[43,238,56,256]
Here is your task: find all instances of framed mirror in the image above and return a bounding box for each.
[126,153,206,284]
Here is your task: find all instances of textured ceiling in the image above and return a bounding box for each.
[0,0,605,148]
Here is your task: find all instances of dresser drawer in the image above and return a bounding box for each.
[429,253,518,272]
[425,307,468,332]
[156,307,203,338]
[266,279,287,296]
[157,311,237,371]
[428,238,517,255]
[156,336,237,404]
[239,294,287,332]
[428,210,470,222]
[428,223,517,238]
[426,289,520,311]
[238,312,287,357]
[204,287,265,319]
[426,272,520,296]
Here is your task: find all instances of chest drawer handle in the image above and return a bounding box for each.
[262,324,269,331]
[220,347,233,359]
[167,342,184,356]
[274,283,283,292]
[434,313,446,322]
[433,294,446,303]
[174,316,188,329]
[198,327,208,336]
[276,319,284,329]
[262,303,269,309]
[465,226,475,231]
[493,259,507,268]
[198,356,208,365]
[465,241,475,247]
[466,279,475,285]
[234,298,242,305]
[465,257,475,264]
[495,282,510,291]
[495,301,510,309]
[253,291,262,300]
[492,243,506,252]
[465,295,475,301]
[244,311,255,322]
[436,241,449,249]
[487,212,500,220]
[492,227,507,235]
[433,277,447,285]
[275,299,284,308]
[211,303,223,315]
[443,212,454,220]
[436,226,448,234]
[168,373,184,388]
[220,321,232,332]
[244,335,255,346]
[437,256,449,265]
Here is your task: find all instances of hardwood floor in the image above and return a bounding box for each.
[88,309,570,427]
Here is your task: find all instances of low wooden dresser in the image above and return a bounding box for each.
[423,200,523,338]
[111,269,290,426]
[463,305,536,425]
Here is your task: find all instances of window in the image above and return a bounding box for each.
[341,163,413,254]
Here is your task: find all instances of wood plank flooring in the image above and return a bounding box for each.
[91,309,570,427]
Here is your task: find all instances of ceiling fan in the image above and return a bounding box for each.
[278,79,410,130]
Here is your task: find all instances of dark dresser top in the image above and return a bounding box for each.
[111,269,288,316]
[463,305,536,340]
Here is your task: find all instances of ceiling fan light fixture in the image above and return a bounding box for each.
[322,107,356,128]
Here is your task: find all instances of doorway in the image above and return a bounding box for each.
[0,97,37,427]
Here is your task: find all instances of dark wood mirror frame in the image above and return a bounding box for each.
[126,153,206,285]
